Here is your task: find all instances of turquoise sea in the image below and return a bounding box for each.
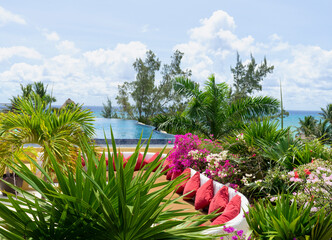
[0,104,323,138]
[83,105,321,130]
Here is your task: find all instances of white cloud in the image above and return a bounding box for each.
[173,10,332,110]
[0,41,148,105]
[56,40,80,55]
[43,31,60,41]
[189,10,235,42]
[84,41,147,78]
[141,24,159,33]
[0,9,331,110]
[0,6,26,26]
[0,46,42,62]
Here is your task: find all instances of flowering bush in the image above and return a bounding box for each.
[167,133,202,173]
[221,226,250,240]
[288,159,332,213]
[167,133,244,188]
[204,151,242,189]
[167,133,222,173]
[242,166,291,199]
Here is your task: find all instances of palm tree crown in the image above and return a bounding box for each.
[0,94,95,173]
[155,74,280,139]
[319,103,332,124]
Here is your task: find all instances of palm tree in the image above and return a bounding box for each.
[319,103,332,124]
[8,82,56,112]
[315,119,332,143]
[154,75,279,139]
[32,81,56,105]
[297,116,318,138]
[0,94,95,174]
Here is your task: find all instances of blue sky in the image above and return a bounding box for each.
[0,1,331,110]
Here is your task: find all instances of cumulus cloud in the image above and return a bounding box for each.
[0,6,26,26]
[173,10,332,110]
[56,40,80,55]
[43,31,60,41]
[0,46,42,62]
[0,9,331,110]
[0,41,148,105]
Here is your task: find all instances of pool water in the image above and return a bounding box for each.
[93,118,174,140]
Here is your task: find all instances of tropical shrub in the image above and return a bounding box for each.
[262,137,332,170]
[241,166,292,199]
[0,133,222,239]
[245,194,332,240]
[287,159,332,213]
[240,118,290,148]
[203,151,242,190]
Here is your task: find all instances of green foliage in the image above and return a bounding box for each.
[242,166,292,199]
[0,132,221,239]
[8,82,56,111]
[262,137,331,170]
[132,50,161,120]
[297,116,332,143]
[241,118,291,147]
[116,83,135,119]
[116,50,191,122]
[231,52,274,100]
[156,74,280,139]
[101,97,118,118]
[319,103,332,124]
[245,194,332,240]
[0,94,95,175]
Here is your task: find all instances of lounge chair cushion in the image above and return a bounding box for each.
[144,152,162,171]
[208,185,229,217]
[183,171,200,200]
[211,195,241,225]
[194,179,214,210]
[175,168,191,194]
[166,170,172,180]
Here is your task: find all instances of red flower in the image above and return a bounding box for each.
[294,171,299,178]
[304,169,311,175]
[252,154,256,157]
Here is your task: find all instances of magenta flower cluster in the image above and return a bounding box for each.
[167,133,211,173]
[221,226,250,240]
[167,133,242,188]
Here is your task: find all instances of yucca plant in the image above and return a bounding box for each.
[0,130,222,239]
[245,194,332,240]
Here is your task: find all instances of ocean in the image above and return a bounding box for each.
[0,103,322,131]
[82,106,321,130]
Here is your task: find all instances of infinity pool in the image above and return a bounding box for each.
[93,118,174,140]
